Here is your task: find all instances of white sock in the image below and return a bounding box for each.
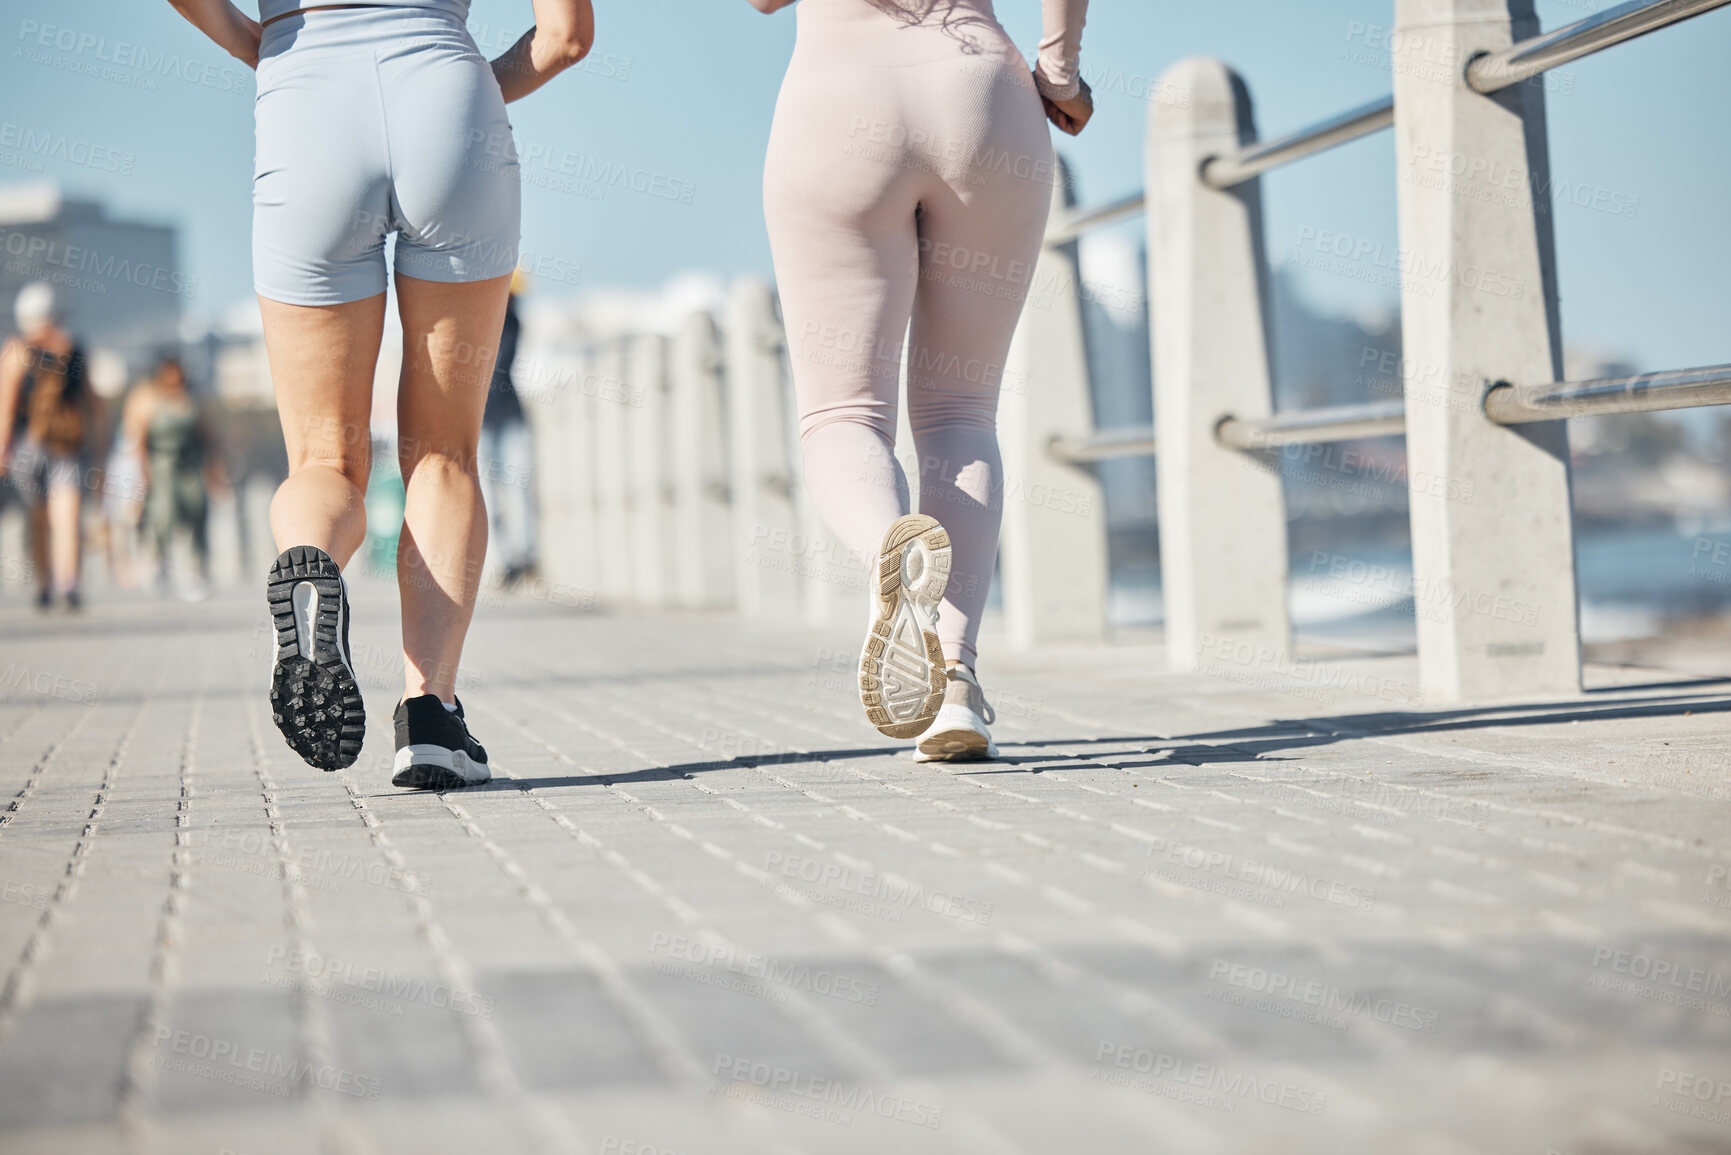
[441,700,458,713]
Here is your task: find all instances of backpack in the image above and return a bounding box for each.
[20,344,87,456]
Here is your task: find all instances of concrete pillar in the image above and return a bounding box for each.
[1393,0,1579,701]
[724,278,802,616]
[241,473,278,580]
[669,311,735,609]
[1147,57,1290,672]
[592,339,634,604]
[625,333,673,608]
[999,158,1109,649]
[526,353,599,599]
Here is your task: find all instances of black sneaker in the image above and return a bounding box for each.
[267,545,364,771]
[392,694,490,789]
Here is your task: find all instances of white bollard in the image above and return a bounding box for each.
[525,352,599,599]
[242,473,277,581]
[625,333,673,608]
[1392,0,1579,702]
[999,158,1109,649]
[591,339,634,604]
[1147,57,1291,673]
[669,311,735,609]
[724,278,802,617]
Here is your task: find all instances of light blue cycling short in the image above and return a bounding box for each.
[253,5,520,306]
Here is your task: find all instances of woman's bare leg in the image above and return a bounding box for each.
[45,486,80,594]
[393,271,511,704]
[259,293,387,563]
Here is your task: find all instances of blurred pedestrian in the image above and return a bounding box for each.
[479,269,538,586]
[0,282,97,611]
[128,356,224,599]
[100,388,148,590]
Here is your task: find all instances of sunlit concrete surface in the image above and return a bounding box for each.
[1,578,1728,1154]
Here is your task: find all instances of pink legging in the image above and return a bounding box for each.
[763,0,1065,667]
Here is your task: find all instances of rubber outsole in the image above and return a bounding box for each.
[390,763,480,790]
[860,515,950,739]
[267,546,364,771]
[915,727,997,762]
[391,744,490,790]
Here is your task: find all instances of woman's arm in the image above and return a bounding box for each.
[492,0,595,103]
[165,0,261,69]
[745,0,798,13]
[1034,0,1091,135]
[0,339,25,467]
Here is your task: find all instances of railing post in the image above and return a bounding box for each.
[592,337,634,603]
[1393,0,1580,701]
[725,278,802,616]
[999,157,1109,649]
[669,311,735,609]
[625,332,672,608]
[521,347,598,599]
[1147,58,1291,672]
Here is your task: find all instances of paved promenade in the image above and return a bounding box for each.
[1,579,1729,1154]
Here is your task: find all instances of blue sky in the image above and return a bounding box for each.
[3,0,1727,371]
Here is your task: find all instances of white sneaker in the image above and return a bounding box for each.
[914,665,999,762]
[860,514,950,739]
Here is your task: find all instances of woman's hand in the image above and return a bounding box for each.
[492,0,594,102]
[1040,75,1093,136]
[166,0,260,69]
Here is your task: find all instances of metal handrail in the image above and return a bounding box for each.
[1216,401,1407,449]
[1043,95,1395,243]
[1049,425,1156,464]
[1050,361,1731,462]
[1045,0,1729,238]
[1466,0,1731,92]
[1046,191,1146,245]
[1202,96,1395,189]
[1484,363,1731,424]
